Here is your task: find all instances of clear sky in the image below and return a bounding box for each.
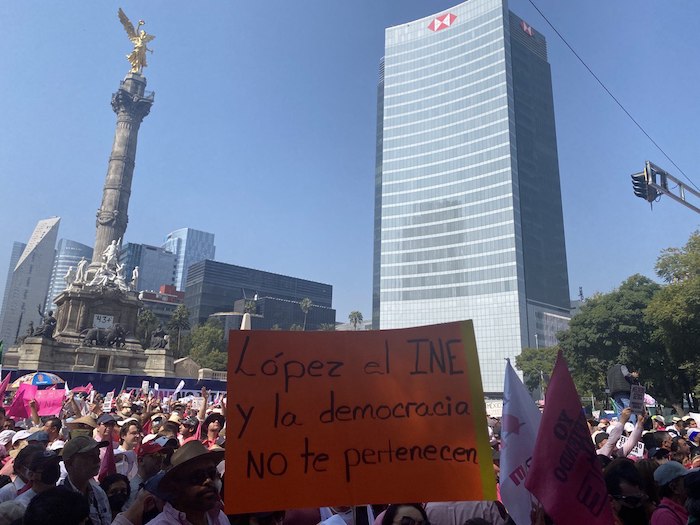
[0,1,698,323]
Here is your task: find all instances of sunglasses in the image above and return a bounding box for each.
[187,467,219,486]
[611,493,648,508]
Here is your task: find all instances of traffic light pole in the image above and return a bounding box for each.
[631,161,700,214]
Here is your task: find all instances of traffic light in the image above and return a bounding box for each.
[631,171,658,202]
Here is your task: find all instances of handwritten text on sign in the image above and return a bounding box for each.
[225,321,495,513]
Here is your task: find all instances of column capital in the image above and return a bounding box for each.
[111,88,154,122]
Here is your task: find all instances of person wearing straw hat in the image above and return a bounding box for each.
[114,440,227,525]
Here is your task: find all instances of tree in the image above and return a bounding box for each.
[318,323,336,331]
[348,311,363,330]
[244,300,257,314]
[646,231,700,411]
[167,304,191,358]
[188,318,227,370]
[515,347,558,392]
[136,309,158,349]
[289,324,303,331]
[299,298,313,331]
[556,274,662,402]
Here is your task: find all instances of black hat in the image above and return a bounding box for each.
[685,469,700,499]
[203,412,225,429]
[96,413,117,426]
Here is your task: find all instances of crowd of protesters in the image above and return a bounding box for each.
[1,364,700,525]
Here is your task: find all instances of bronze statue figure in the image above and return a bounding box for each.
[118,8,155,74]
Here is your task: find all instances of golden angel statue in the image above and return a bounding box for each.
[118,8,155,74]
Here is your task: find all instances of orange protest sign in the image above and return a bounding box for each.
[225,321,496,513]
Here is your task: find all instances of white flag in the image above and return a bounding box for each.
[500,360,542,525]
[173,380,185,396]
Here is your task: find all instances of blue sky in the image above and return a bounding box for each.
[0,1,698,323]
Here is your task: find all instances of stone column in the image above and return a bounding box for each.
[92,73,154,264]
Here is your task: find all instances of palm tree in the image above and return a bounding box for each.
[348,311,363,330]
[167,304,191,357]
[299,298,313,331]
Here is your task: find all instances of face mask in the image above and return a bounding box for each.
[108,494,128,512]
[618,505,648,525]
[70,429,92,439]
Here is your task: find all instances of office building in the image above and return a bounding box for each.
[139,285,185,326]
[45,239,93,308]
[0,218,60,345]
[162,228,216,291]
[119,243,177,292]
[0,242,26,340]
[185,259,333,326]
[373,0,569,393]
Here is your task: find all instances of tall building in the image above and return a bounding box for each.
[0,242,26,339]
[162,228,216,291]
[45,239,93,308]
[119,243,177,292]
[0,218,60,345]
[373,0,569,393]
[185,259,333,326]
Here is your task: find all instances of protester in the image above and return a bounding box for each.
[685,469,700,524]
[604,458,652,524]
[114,440,226,525]
[179,416,200,444]
[23,487,90,525]
[125,436,171,509]
[635,458,661,506]
[60,435,111,524]
[15,449,62,509]
[100,472,131,520]
[116,419,142,478]
[381,504,429,525]
[650,461,690,524]
[607,363,640,413]
[41,417,64,450]
[202,412,225,449]
[0,443,40,503]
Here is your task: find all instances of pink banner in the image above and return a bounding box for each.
[6,383,37,420]
[34,389,65,417]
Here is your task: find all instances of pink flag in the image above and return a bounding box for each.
[525,351,614,525]
[6,383,37,420]
[34,389,65,416]
[0,374,11,405]
[98,441,116,482]
[72,383,94,394]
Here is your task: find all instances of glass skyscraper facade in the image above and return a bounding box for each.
[373,0,569,393]
[162,228,216,292]
[45,239,93,308]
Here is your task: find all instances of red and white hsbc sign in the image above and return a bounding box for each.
[428,13,457,32]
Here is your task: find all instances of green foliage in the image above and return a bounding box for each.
[318,323,336,331]
[289,324,303,331]
[299,298,313,331]
[244,300,257,314]
[167,304,191,358]
[136,309,158,350]
[515,347,558,392]
[348,311,363,330]
[188,318,227,371]
[646,231,700,410]
[271,324,282,331]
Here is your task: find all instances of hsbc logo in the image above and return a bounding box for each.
[428,13,457,32]
[520,20,534,36]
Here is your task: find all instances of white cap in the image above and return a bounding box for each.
[0,430,15,447]
[624,422,635,433]
[48,440,65,451]
[12,430,32,445]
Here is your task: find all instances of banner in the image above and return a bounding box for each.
[34,389,65,416]
[525,351,614,525]
[225,321,495,513]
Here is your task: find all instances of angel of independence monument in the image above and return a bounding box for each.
[5,10,174,376]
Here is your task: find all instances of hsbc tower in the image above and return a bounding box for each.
[372,0,570,394]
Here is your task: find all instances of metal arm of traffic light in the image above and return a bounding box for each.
[643,161,700,214]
